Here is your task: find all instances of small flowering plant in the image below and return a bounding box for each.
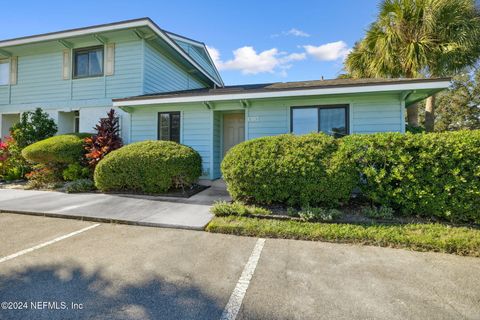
[0,135,29,181]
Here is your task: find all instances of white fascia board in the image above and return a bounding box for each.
[0,19,223,87]
[0,20,149,47]
[166,33,204,47]
[113,80,451,107]
[144,21,223,87]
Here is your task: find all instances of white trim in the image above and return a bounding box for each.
[166,32,204,47]
[114,81,450,107]
[220,238,266,320]
[0,19,223,87]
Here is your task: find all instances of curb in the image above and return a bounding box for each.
[0,209,208,231]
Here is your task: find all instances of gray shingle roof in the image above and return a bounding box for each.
[113,77,451,102]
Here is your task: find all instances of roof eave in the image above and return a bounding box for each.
[113,79,451,107]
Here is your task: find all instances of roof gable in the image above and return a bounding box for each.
[165,32,223,86]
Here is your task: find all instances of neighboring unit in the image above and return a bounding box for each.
[0,18,449,179]
[0,18,222,141]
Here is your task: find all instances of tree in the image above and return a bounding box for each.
[10,108,58,148]
[344,0,480,131]
[84,109,123,168]
[418,69,480,131]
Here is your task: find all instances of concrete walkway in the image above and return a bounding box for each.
[0,181,230,230]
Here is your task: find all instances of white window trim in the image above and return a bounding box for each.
[0,59,10,86]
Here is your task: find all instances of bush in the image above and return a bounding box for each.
[221,133,356,207]
[11,108,57,148]
[22,133,91,165]
[84,109,123,168]
[211,201,271,216]
[94,140,202,193]
[25,164,63,189]
[65,179,96,193]
[337,131,480,223]
[0,136,30,180]
[62,163,91,181]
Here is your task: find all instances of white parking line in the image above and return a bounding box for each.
[0,223,100,264]
[220,238,266,320]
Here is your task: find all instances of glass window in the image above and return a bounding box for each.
[0,60,10,85]
[319,108,347,138]
[291,106,348,137]
[73,47,104,78]
[158,112,181,143]
[292,108,318,135]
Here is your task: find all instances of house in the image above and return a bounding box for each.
[0,18,450,180]
[0,18,222,142]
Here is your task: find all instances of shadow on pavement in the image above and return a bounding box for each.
[0,263,224,320]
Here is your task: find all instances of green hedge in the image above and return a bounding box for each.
[21,133,91,165]
[94,140,202,193]
[337,131,480,223]
[221,133,356,207]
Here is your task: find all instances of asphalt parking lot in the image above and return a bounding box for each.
[1,212,479,320]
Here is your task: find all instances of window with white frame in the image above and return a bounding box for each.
[0,60,10,85]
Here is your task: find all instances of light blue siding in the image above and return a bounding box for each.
[170,38,222,85]
[0,87,9,105]
[130,105,212,178]
[11,51,70,104]
[247,106,289,139]
[351,100,403,133]
[143,42,205,94]
[2,40,143,106]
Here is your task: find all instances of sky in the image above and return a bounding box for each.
[0,0,381,85]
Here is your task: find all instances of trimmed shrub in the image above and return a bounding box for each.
[221,133,356,207]
[337,131,480,223]
[22,133,91,165]
[94,140,202,193]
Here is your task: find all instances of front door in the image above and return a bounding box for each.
[223,113,245,156]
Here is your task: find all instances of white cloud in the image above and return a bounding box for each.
[303,41,351,61]
[285,28,310,37]
[206,45,221,67]
[207,45,306,75]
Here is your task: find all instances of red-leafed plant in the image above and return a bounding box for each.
[84,109,123,168]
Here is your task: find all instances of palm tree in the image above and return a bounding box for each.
[345,0,480,131]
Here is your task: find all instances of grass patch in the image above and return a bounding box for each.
[211,201,272,216]
[206,216,480,257]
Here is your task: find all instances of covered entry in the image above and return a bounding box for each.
[212,110,245,179]
[222,112,245,156]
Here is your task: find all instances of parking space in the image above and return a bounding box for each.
[0,213,96,257]
[1,213,479,320]
[237,238,480,320]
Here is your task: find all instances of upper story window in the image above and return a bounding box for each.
[73,46,104,78]
[291,105,349,138]
[158,112,180,143]
[0,60,10,85]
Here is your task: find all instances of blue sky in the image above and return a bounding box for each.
[0,0,380,85]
